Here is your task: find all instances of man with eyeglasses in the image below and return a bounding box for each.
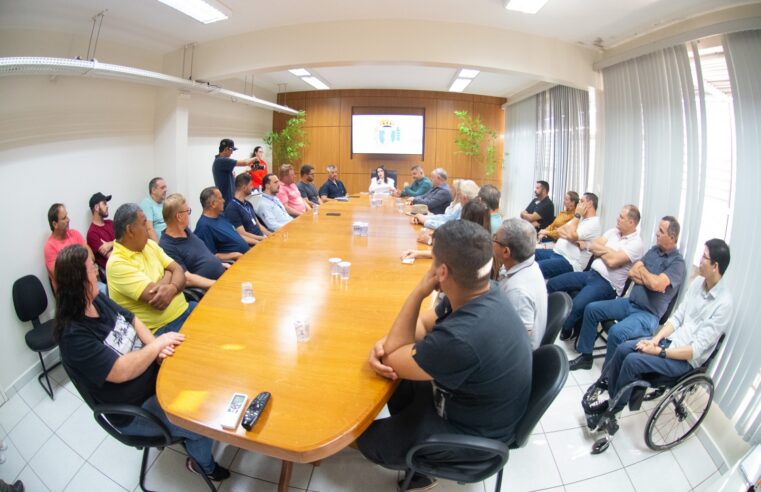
[159,193,228,290]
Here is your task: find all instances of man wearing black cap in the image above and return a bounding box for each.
[212,138,256,205]
[87,192,115,272]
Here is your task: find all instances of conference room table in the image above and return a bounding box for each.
[157,194,432,491]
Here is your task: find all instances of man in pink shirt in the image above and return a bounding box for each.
[276,164,308,217]
[44,203,86,287]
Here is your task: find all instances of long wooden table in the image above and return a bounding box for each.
[156,195,430,490]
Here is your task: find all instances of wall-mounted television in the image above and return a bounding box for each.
[351,113,424,155]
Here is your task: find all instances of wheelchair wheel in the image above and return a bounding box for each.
[644,374,713,451]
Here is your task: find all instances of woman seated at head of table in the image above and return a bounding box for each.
[369,166,395,195]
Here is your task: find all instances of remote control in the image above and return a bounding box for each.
[220,393,248,430]
[241,392,271,431]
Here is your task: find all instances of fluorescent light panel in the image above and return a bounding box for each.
[504,0,550,14]
[156,0,228,24]
[458,68,480,79]
[288,68,311,76]
[449,78,472,93]
[302,76,329,90]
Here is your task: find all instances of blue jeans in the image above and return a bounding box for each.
[604,339,691,412]
[534,249,574,279]
[547,271,616,336]
[119,395,215,473]
[154,301,196,336]
[577,298,659,367]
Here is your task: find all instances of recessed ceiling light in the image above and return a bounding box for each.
[289,68,311,77]
[458,69,480,79]
[449,78,472,93]
[302,76,329,90]
[504,0,550,14]
[156,0,229,24]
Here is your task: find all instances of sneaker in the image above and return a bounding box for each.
[398,472,438,492]
[186,458,231,481]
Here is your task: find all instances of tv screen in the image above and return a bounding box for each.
[351,114,424,155]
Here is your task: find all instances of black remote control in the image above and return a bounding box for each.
[241,392,270,431]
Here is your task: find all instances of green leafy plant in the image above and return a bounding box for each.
[264,110,308,168]
[454,110,499,177]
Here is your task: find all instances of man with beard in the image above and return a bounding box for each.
[297,164,322,206]
[520,180,555,231]
[87,192,115,272]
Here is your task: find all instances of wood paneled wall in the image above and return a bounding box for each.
[273,89,506,195]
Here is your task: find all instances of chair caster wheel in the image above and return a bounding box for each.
[591,437,611,454]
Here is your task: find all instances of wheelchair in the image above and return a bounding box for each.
[581,335,724,455]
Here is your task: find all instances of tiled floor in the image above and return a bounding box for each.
[0,341,726,492]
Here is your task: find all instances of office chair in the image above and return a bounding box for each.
[62,362,216,492]
[542,292,572,346]
[400,345,569,492]
[12,274,61,400]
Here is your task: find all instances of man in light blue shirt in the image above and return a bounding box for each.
[255,174,293,232]
[140,177,167,241]
[420,179,479,230]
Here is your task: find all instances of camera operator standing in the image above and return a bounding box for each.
[250,146,269,190]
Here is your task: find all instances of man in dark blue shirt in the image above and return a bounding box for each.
[298,164,322,206]
[318,164,347,200]
[570,216,686,371]
[194,187,249,260]
[224,173,269,247]
[212,138,256,205]
[410,167,453,215]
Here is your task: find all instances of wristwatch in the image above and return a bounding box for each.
[659,347,667,358]
[574,213,582,219]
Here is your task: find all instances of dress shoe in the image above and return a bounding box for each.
[569,354,593,371]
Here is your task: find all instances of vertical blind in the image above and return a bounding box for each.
[503,96,538,218]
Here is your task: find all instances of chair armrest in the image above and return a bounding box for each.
[94,404,174,447]
[183,287,206,303]
[406,433,508,483]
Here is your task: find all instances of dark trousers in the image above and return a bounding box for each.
[357,380,468,470]
[547,270,616,336]
[534,249,574,279]
[604,339,692,412]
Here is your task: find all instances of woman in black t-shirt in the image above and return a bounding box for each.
[53,244,230,481]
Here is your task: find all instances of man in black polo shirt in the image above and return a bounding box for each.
[520,180,555,231]
[318,164,347,200]
[297,164,322,206]
[225,173,270,246]
[211,138,256,205]
[358,220,532,491]
[159,193,228,290]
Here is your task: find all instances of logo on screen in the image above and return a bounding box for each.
[375,119,401,146]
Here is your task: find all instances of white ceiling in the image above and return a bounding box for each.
[0,0,753,97]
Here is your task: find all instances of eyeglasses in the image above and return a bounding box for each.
[701,253,712,263]
[178,208,192,215]
[492,236,508,248]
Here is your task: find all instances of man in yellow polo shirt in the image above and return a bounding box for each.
[107,203,194,334]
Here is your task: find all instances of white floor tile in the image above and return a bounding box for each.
[17,376,58,408]
[564,468,634,492]
[539,385,586,433]
[15,465,51,492]
[32,387,82,431]
[671,436,717,488]
[691,470,720,492]
[0,437,26,484]
[0,423,6,439]
[530,421,544,435]
[29,435,84,492]
[88,435,158,492]
[212,442,240,469]
[545,427,622,484]
[626,451,690,492]
[611,412,661,466]
[56,403,108,460]
[143,446,221,492]
[308,447,400,492]
[0,394,31,432]
[64,462,127,492]
[216,472,302,491]
[47,365,68,386]
[433,478,485,491]
[57,377,83,403]
[483,434,562,492]
[569,358,604,387]
[8,412,51,461]
[230,449,312,489]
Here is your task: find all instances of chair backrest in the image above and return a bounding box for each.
[371,169,398,185]
[509,344,569,449]
[659,284,681,325]
[542,292,572,346]
[700,334,727,372]
[12,275,48,322]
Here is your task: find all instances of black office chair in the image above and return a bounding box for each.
[12,275,61,400]
[183,287,206,303]
[62,362,216,492]
[400,345,569,492]
[542,292,572,346]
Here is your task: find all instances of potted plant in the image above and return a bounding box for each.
[453,110,499,177]
[264,110,308,170]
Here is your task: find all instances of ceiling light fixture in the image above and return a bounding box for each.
[504,0,550,14]
[301,76,329,90]
[449,78,472,93]
[458,69,480,79]
[156,0,229,24]
[288,68,311,77]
